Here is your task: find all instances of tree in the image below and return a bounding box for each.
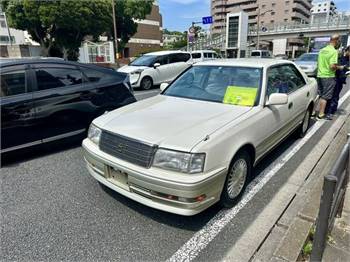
[1,0,111,60]
[1,0,154,60]
[112,0,153,53]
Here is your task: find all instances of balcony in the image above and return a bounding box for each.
[293,2,311,16]
[293,0,312,10]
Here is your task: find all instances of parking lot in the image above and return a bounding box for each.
[1,84,349,261]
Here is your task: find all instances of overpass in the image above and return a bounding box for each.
[189,17,350,51]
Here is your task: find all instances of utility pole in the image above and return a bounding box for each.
[112,0,119,65]
[256,9,273,50]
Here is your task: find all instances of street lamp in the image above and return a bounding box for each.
[256,9,273,49]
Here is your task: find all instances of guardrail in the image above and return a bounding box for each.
[310,135,350,261]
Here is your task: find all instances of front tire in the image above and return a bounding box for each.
[297,108,311,138]
[140,76,153,90]
[220,150,252,208]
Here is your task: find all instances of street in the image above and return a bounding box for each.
[2,85,349,261]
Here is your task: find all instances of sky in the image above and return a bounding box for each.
[158,0,350,32]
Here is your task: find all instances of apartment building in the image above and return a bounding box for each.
[124,2,163,57]
[211,0,312,35]
[311,0,337,23]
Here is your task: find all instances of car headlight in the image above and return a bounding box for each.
[88,124,102,145]
[153,148,205,174]
[131,69,144,75]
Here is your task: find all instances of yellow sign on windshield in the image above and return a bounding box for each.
[223,86,258,106]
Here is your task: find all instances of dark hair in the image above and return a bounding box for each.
[345,46,350,52]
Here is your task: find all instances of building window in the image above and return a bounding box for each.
[285,10,289,14]
[271,12,275,15]
[262,4,266,8]
[284,18,288,22]
[286,1,289,5]
[0,20,6,28]
[270,20,274,23]
[272,3,276,7]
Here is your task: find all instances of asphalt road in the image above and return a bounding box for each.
[1,85,349,261]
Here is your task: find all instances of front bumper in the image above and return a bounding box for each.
[82,139,227,216]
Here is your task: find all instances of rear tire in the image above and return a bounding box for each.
[140,76,153,90]
[219,150,252,208]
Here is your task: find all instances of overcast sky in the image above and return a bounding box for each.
[159,0,350,31]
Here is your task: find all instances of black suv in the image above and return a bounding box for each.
[1,59,136,153]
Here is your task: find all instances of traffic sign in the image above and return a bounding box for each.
[202,16,213,25]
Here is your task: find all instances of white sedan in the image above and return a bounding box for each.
[83,59,318,216]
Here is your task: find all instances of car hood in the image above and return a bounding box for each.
[117,65,149,74]
[94,95,252,152]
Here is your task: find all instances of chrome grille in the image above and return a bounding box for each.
[99,131,157,168]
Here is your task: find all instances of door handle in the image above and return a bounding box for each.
[307,91,310,97]
[288,102,293,109]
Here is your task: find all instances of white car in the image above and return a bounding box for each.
[83,59,318,216]
[191,50,221,63]
[118,51,192,90]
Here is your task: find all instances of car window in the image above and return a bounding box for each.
[267,64,306,96]
[192,53,201,59]
[280,64,306,91]
[169,53,189,63]
[36,68,83,90]
[1,70,26,97]
[251,51,261,57]
[154,55,168,65]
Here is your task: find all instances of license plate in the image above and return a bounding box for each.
[107,167,129,191]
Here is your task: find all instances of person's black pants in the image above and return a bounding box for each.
[326,79,345,114]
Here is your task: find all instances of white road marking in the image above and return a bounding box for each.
[168,89,350,262]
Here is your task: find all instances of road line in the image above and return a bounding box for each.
[168,89,350,262]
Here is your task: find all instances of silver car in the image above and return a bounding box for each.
[295,53,318,77]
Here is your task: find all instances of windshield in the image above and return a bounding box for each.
[163,66,262,106]
[130,55,156,66]
[296,53,318,62]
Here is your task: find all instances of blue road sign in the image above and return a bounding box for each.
[202,16,213,25]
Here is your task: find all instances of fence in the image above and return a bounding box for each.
[310,135,350,261]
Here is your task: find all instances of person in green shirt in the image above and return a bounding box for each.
[316,34,345,120]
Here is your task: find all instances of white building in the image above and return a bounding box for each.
[311,0,338,24]
[163,34,184,46]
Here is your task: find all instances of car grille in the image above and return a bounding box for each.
[99,131,157,168]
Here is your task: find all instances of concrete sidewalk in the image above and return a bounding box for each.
[322,183,350,262]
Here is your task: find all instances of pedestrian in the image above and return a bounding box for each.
[316,34,345,120]
[325,46,350,116]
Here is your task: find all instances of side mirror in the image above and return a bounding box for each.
[268,93,288,106]
[153,63,161,68]
[160,83,169,92]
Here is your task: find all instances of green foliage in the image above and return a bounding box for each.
[303,242,313,255]
[113,0,153,52]
[1,0,154,60]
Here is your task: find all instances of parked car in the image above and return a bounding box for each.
[191,50,221,63]
[83,59,317,216]
[117,51,192,90]
[1,59,135,153]
[251,50,273,58]
[294,52,318,77]
[274,54,289,60]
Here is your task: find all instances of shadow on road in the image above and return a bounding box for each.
[1,135,83,168]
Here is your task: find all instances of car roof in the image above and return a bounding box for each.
[144,50,189,56]
[194,58,293,68]
[0,58,124,75]
[192,50,216,53]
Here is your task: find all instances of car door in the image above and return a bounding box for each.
[278,64,309,130]
[31,63,87,141]
[152,55,171,84]
[255,65,292,157]
[168,53,191,81]
[0,65,38,152]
